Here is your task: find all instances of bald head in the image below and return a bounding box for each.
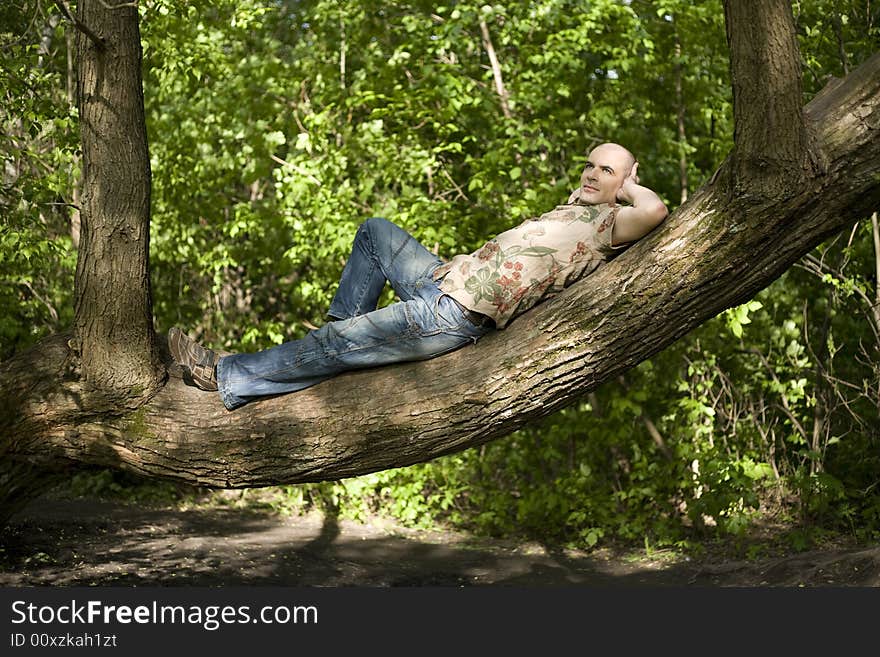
[593,142,636,172]
[578,142,637,205]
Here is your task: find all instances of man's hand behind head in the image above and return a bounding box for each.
[616,162,640,203]
[611,161,668,246]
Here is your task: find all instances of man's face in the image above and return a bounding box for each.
[578,144,633,205]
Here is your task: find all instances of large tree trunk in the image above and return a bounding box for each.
[73,0,164,404]
[1,2,879,524]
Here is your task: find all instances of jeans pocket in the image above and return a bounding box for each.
[435,294,490,338]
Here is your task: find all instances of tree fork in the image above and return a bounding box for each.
[73,0,163,404]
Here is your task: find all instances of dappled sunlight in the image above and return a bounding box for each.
[4,497,878,587]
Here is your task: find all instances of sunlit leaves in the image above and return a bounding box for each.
[723,300,763,338]
[0,4,77,356]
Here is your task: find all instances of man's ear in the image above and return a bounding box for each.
[628,161,640,184]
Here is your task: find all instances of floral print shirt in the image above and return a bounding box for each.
[434,202,626,329]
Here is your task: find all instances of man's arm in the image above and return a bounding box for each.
[612,163,668,246]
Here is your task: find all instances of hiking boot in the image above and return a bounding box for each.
[168,327,220,391]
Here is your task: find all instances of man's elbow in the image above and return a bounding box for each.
[653,201,669,223]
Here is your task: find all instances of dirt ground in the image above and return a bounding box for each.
[2,493,879,588]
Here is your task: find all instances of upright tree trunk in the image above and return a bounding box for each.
[73,0,163,405]
[723,0,810,197]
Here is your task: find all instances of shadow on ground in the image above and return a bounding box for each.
[1,498,878,587]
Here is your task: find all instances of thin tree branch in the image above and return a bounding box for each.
[478,16,512,119]
[54,0,105,50]
[21,280,59,325]
[339,14,346,90]
[795,247,880,345]
[269,154,322,186]
[673,18,689,204]
[41,201,81,211]
[616,375,674,461]
[439,167,470,202]
[0,0,43,47]
[641,414,674,462]
[747,347,809,442]
[872,212,880,335]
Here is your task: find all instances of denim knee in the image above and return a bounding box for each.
[359,216,393,241]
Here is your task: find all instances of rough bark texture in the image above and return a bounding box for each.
[723,0,810,195]
[73,0,163,403]
[1,4,879,524]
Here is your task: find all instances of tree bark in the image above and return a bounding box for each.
[73,0,163,405]
[723,0,810,197]
[1,5,880,524]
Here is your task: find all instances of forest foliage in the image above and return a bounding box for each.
[1,0,879,550]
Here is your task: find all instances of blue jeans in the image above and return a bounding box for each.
[216,217,492,410]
